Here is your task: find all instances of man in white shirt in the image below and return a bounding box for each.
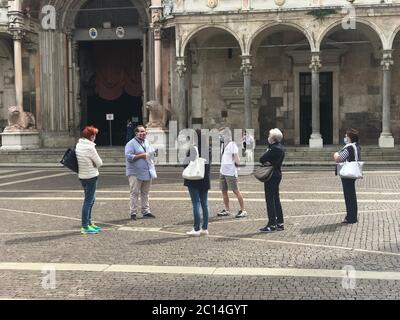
[218,128,247,218]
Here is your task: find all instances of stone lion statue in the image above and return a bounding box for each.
[4,106,36,132]
[146,100,170,129]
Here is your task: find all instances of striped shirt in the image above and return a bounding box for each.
[338,143,361,162]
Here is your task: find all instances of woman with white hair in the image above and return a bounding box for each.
[259,128,285,233]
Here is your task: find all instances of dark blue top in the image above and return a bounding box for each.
[259,142,285,178]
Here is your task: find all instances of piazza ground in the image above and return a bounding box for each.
[0,166,400,300]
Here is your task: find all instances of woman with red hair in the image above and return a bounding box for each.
[76,126,103,234]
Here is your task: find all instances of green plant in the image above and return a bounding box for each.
[306,8,337,21]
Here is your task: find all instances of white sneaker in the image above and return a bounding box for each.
[235,210,248,218]
[200,229,209,236]
[217,209,230,216]
[186,229,201,237]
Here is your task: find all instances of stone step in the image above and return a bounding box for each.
[0,146,399,166]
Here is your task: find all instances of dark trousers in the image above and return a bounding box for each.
[264,176,283,226]
[341,178,358,223]
[80,177,98,228]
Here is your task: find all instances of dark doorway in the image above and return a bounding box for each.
[300,72,333,145]
[87,94,143,146]
[79,40,143,146]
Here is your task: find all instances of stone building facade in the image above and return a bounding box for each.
[1,0,400,147]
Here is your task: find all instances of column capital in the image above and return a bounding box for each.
[65,30,73,40]
[381,50,394,71]
[176,57,187,78]
[240,55,253,76]
[8,9,25,31]
[11,29,25,41]
[309,52,322,73]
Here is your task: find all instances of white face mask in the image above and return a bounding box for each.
[344,137,349,144]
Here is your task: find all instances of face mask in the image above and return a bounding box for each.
[344,137,349,144]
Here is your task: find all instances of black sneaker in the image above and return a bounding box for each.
[259,225,276,233]
[130,215,137,221]
[143,212,156,219]
[276,223,284,231]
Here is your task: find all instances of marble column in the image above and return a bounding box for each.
[176,56,187,132]
[13,30,24,111]
[379,50,394,148]
[150,4,163,103]
[309,52,323,148]
[67,32,75,134]
[241,55,253,130]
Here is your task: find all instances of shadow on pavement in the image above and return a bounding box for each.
[300,222,345,235]
[4,232,81,245]
[132,236,188,246]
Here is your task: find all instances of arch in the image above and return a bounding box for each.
[46,0,149,31]
[248,21,315,54]
[388,24,400,50]
[316,18,386,51]
[180,25,244,57]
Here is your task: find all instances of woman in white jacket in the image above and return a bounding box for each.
[75,126,103,234]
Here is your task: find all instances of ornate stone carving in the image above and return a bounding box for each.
[240,55,253,76]
[176,57,187,78]
[381,50,394,71]
[162,0,174,17]
[4,105,36,132]
[220,78,262,109]
[207,0,219,9]
[309,52,322,73]
[146,100,170,130]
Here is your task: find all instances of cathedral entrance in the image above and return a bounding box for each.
[74,0,145,146]
[78,40,143,146]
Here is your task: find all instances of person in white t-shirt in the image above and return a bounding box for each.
[218,128,247,218]
[242,130,255,162]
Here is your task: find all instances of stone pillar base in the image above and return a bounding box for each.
[379,135,394,148]
[146,128,168,164]
[309,136,323,148]
[1,130,40,150]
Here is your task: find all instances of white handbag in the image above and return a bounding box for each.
[338,143,364,179]
[182,146,206,180]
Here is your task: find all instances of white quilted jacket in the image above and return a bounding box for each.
[75,138,103,179]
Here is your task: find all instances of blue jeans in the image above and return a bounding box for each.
[80,177,98,228]
[188,187,209,231]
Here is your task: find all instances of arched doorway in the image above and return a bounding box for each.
[319,21,384,145]
[182,26,243,132]
[250,24,312,145]
[75,0,145,146]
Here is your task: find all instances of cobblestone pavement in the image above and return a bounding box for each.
[1,167,400,300]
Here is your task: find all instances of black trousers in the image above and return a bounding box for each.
[341,178,358,223]
[264,176,283,226]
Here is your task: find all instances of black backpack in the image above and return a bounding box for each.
[60,148,79,173]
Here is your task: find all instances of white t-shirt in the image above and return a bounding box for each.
[220,141,239,177]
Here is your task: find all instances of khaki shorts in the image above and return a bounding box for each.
[220,174,239,191]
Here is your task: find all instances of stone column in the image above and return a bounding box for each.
[176,56,187,132]
[379,50,394,148]
[66,32,75,135]
[150,4,163,103]
[241,55,253,130]
[309,52,323,148]
[13,30,24,110]
[8,0,25,112]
